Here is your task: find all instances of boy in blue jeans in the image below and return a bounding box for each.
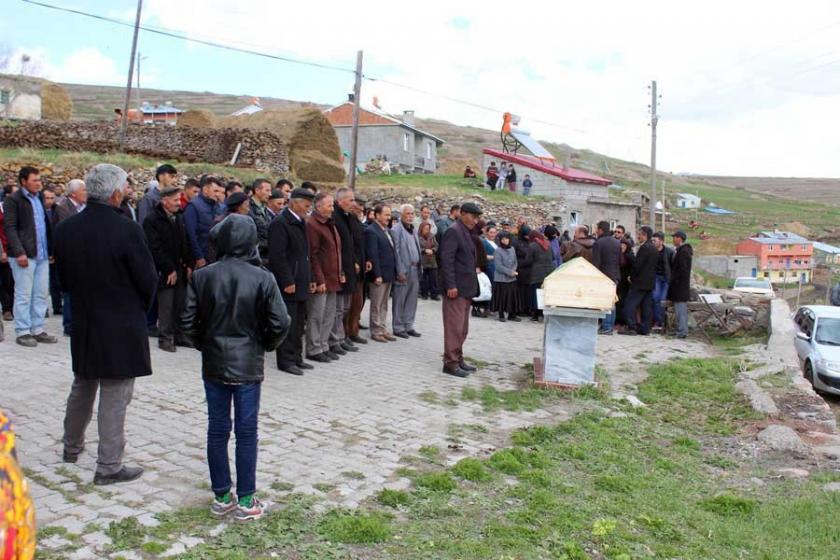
[522,174,533,196]
[182,214,289,521]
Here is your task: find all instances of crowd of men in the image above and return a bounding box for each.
[0,160,693,522]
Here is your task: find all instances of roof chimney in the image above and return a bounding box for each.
[402,110,415,126]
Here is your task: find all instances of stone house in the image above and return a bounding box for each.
[324,100,444,174]
[0,75,42,120]
[482,147,640,236]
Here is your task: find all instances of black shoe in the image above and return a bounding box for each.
[307,353,331,363]
[498,316,507,322]
[175,338,195,348]
[618,328,638,336]
[33,332,58,344]
[340,341,359,352]
[442,365,469,378]
[324,350,340,360]
[158,340,177,352]
[329,345,347,356]
[94,465,144,486]
[393,331,409,339]
[297,361,314,370]
[62,450,79,463]
[349,335,368,345]
[281,364,304,376]
[597,329,614,336]
[430,296,441,301]
[459,362,477,372]
[509,315,521,322]
[406,330,422,338]
[147,325,160,338]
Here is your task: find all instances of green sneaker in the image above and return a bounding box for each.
[211,492,238,517]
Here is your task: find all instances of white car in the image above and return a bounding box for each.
[793,305,840,396]
[733,277,775,298]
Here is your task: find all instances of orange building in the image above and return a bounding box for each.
[735,231,813,284]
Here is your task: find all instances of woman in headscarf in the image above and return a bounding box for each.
[616,236,636,326]
[523,230,555,321]
[543,225,563,269]
[492,231,520,322]
[514,225,532,316]
[417,221,439,300]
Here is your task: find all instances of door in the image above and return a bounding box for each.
[751,268,757,277]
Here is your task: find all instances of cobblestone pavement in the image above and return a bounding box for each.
[2,300,712,556]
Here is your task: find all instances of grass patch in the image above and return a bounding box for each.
[270,480,295,492]
[341,470,366,480]
[376,488,412,508]
[414,472,457,493]
[105,517,145,551]
[418,445,441,462]
[418,390,439,404]
[460,384,555,411]
[451,458,492,482]
[313,482,336,493]
[700,494,758,516]
[318,511,391,544]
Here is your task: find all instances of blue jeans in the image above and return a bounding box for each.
[204,381,261,498]
[9,258,49,337]
[652,275,669,327]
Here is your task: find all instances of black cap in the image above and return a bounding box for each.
[354,193,368,205]
[500,218,511,226]
[269,189,284,200]
[672,230,687,241]
[290,188,315,201]
[225,192,248,210]
[460,202,483,216]
[159,185,182,197]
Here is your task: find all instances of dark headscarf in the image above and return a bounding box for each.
[528,230,550,251]
[543,225,559,240]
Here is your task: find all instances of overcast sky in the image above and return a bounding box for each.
[3,0,840,177]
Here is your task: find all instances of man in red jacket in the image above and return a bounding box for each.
[305,192,345,363]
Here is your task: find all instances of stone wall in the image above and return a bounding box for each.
[0,120,290,173]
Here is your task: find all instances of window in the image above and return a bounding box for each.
[426,141,432,159]
[403,132,410,152]
[0,89,9,104]
[768,245,774,251]
[609,219,618,231]
[569,211,580,226]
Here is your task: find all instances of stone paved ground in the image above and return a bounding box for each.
[2,300,713,556]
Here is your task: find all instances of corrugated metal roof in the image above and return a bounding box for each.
[813,241,840,254]
[676,193,701,201]
[746,231,811,244]
[483,148,611,186]
[140,102,184,114]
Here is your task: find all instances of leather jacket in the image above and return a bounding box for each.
[182,214,290,384]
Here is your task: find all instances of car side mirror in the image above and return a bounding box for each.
[796,331,810,342]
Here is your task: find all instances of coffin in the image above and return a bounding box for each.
[542,258,616,311]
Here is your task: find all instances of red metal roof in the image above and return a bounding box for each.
[482,148,611,185]
[324,103,395,126]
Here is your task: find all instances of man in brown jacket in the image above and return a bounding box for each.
[305,192,345,363]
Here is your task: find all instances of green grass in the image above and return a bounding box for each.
[376,489,412,508]
[357,173,549,203]
[318,511,392,544]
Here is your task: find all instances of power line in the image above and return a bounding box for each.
[18,0,591,136]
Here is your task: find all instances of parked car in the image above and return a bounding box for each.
[733,277,775,298]
[793,305,840,396]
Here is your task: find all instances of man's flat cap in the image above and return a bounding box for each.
[159,185,182,197]
[290,188,316,201]
[460,202,483,215]
[225,191,248,209]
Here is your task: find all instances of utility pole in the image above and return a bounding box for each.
[136,52,142,109]
[119,0,143,145]
[648,80,659,227]
[348,50,363,190]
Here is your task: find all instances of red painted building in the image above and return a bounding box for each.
[735,231,813,284]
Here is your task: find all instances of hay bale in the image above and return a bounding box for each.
[178,109,216,128]
[40,82,72,121]
[291,149,345,183]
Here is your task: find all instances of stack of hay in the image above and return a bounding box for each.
[40,82,72,121]
[218,107,345,184]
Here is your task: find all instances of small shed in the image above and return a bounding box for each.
[675,193,701,209]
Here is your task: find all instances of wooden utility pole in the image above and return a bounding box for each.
[119,0,143,145]
[648,80,658,227]
[348,50,363,189]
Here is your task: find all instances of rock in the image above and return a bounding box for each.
[776,468,810,479]
[735,379,779,415]
[749,477,766,486]
[625,395,646,408]
[757,424,810,455]
[823,482,840,492]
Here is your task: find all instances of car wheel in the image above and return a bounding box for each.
[804,360,815,385]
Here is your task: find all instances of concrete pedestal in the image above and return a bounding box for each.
[540,306,607,387]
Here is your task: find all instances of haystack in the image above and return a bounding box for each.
[178,109,217,128]
[220,107,344,183]
[40,82,72,121]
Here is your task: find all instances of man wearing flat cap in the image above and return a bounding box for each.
[439,201,482,378]
[268,188,316,376]
[143,185,195,352]
[668,230,693,339]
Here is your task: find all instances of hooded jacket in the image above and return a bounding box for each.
[182,214,290,384]
[667,243,693,302]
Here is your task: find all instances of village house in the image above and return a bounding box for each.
[324,98,444,174]
[674,193,701,209]
[115,101,184,126]
[482,147,640,236]
[0,74,42,120]
[812,241,840,268]
[735,231,813,284]
[693,254,760,280]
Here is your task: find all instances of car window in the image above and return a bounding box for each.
[815,317,840,346]
[735,278,772,289]
[802,314,815,337]
[794,309,804,326]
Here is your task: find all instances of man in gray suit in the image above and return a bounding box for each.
[391,203,422,338]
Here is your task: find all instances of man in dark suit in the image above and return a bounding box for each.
[344,194,368,344]
[52,179,87,336]
[143,185,195,352]
[330,187,362,353]
[620,226,657,336]
[55,163,157,485]
[439,201,481,377]
[364,203,397,343]
[268,188,315,376]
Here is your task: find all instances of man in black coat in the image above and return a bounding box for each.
[330,187,363,353]
[364,203,397,343]
[592,221,621,335]
[143,186,195,352]
[620,226,657,336]
[268,188,315,376]
[668,231,693,339]
[181,213,289,521]
[344,194,368,344]
[55,164,157,485]
[439,202,481,377]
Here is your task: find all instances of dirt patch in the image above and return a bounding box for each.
[781,221,812,237]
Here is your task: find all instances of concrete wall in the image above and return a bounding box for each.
[0,120,290,173]
[335,125,437,173]
[695,255,759,279]
[0,91,41,120]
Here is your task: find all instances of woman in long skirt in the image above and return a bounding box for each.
[492,232,521,322]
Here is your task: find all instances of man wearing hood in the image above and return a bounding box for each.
[668,231,693,339]
[561,226,596,263]
[181,214,290,522]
